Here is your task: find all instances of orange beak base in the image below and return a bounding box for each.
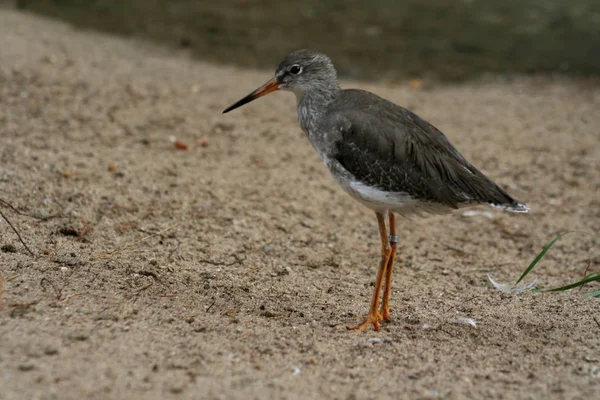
[222,78,280,114]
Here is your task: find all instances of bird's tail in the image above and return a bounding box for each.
[490,201,530,213]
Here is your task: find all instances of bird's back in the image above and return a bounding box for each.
[322,89,528,213]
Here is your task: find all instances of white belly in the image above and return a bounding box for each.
[324,158,453,218]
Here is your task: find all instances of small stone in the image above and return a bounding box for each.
[1,244,17,253]
[261,310,276,318]
[95,314,119,322]
[274,266,290,276]
[67,332,89,341]
[58,226,79,236]
[44,346,59,356]
[18,362,35,371]
[169,385,184,394]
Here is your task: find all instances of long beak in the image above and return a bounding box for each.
[222,78,280,114]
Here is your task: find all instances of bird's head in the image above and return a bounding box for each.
[223,49,338,114]
[275,49,338,94]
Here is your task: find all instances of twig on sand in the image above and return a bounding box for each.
[0,198,21,214]
[137,270,176,297]
[199,253,246,267]
[0,209,36,257]
[441,243,472,256]
[61,293,82,303]
[92,223,180,260]
[126,282,154,301]
[206,300,216,312]
[40,277,62,300]
[139,227,181,261]
[136,282,154,294]
[0,197,60,221]
[167,237,181,260]
[578,261,593,293]
[0,264,3,311]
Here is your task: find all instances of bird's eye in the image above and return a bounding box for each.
[289,65,302,75]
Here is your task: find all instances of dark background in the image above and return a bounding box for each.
[13,0,600,81]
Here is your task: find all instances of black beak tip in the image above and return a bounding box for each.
[222,97,250,115]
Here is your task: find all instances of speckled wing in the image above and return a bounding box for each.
[326,89,523,210]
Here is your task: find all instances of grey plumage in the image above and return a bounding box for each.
[326,89,528,213]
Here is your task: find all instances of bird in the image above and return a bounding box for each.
[223,49,528,332]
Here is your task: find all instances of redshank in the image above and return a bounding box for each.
[223,49,528,332]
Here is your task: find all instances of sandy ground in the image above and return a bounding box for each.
[1,9,599,400]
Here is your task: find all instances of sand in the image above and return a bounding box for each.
[1,9,599,400]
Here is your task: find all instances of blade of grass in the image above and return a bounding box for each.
[515,230,596,285]
[538,272,600,293]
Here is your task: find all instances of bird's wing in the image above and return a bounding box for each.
[326,91,517,208]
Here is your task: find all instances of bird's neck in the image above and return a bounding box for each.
[296,87,340,135]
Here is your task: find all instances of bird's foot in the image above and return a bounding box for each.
[347,312,383,332]
[380,305,391,322]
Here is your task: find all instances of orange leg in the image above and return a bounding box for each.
[380,213,397,321]
[348,212,391,332]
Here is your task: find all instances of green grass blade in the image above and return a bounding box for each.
[583,290,600,298]
[515,230,594,285]
[540,273,600,293]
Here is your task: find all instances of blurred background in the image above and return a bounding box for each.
[10,0,600,81]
